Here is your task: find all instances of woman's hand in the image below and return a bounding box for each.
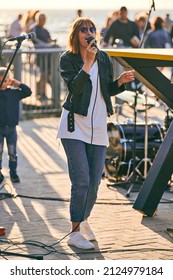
[82,39,97,73]
[86,38,98,58]
[118,70,135,87]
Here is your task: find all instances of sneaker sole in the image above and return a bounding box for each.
[67,240,95,250]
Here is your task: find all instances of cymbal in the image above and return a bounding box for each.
[116,91,160,107]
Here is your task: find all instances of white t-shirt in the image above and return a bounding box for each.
[57,61,109,146]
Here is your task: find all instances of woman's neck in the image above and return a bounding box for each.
[80,46,87,61]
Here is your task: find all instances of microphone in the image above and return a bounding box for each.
[86,36,98,49]
[8,32,36,42]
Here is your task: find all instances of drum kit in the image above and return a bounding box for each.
[105,90,166,196]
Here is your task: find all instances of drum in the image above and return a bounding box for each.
[105,122,164,179]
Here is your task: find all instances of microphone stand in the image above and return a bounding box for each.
[0,40,43,260]
[0,40,21,258]
[139,0,155,48]
[0,40,22,88]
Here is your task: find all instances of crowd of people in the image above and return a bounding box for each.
[100,6,173,49]
[4,7,173,49]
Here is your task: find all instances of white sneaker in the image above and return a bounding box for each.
[80,220,96,241]
[67,232,95,249]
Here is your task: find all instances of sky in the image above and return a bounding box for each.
[1,0,173,10]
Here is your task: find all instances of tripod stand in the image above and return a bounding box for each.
[126,91,153,197]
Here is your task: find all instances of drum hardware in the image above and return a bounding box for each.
[123,87,146,193]
[105,91,163,194]
[106,88,140,189]
[113,104,122,122]
[126,91,153,197]
[105,122,163,183]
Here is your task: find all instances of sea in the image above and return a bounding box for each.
[0,8,172,47]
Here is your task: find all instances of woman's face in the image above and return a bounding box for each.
[78,23,96,48]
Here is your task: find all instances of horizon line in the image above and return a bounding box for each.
[0,7,168,11]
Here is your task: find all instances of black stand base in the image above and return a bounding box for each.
[133,122,173,216]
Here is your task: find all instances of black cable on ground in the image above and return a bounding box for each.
[0,250,43,260]
[1,237,173,259]
[0,238,60,260]
[1,182,173,259]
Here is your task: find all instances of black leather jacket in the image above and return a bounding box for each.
[60,50,125,116]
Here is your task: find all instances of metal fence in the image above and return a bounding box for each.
[1,47,66,119]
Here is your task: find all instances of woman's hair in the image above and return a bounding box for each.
[67,17,97,53]
[152,16,164,30]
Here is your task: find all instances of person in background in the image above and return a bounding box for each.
[169,21,173,44]
[32,13,56,47]
[100,15,113,44]
[101,7,140,112]
[76,9,83,18]
[100,9,119,40]
[57,17,135,250]
[22,10,40,33]
[164,13,173,33]
[110,10,119,23]
[101,6,140,48]
[0,67,32,184]
[7,13,23,38]
[144,16,172,48]
[31,12,57,100]
[135,12,151,43]
[72,9,84,23]
[144,16,172,75]
[100,10,119,45]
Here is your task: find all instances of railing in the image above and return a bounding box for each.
[0,46,124,120]
[1,47,66,119]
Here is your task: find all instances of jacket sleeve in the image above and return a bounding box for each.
[109,80,126,96]
[60,53,90,96]
[18,83,32,99]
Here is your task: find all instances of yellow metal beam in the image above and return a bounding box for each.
[104,48,173,61]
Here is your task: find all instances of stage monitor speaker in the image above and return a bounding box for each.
[133,121,173,216]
